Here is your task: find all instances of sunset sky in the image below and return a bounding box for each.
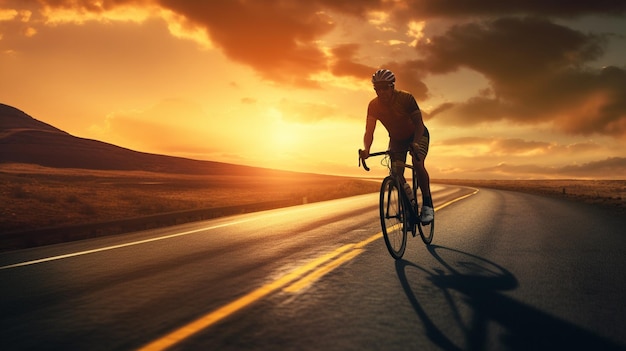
[1,1,625,179]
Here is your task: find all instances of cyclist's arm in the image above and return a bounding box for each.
[410,109,425,142]
[363,115,377,156]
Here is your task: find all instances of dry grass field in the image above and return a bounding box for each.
[0,164,381,234]
[1,163,624,237]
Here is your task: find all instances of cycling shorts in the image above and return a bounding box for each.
[388,127,430,164]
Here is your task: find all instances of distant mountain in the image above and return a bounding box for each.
[0,103,288,176]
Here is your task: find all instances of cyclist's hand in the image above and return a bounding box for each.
[359,149,370,159]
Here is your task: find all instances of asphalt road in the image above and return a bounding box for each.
[1,185,624,351]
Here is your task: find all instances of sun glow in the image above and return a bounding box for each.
[267,108,301,150]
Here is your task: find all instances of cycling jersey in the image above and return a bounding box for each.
[367,89,422,140]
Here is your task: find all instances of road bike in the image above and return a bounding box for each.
[359,150,434,259]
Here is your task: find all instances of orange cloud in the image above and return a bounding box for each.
[155,1,336,86]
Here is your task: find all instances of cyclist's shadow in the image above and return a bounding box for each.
[395,245,623,351]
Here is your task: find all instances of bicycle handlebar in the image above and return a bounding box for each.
[358,149,388,172]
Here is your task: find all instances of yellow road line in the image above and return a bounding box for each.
[355,233,381,249]
[434,188,479,212]
[137,244,355,351]
[283,248,365,293]
[138,189,478,350]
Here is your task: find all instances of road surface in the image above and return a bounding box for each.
[1,185,624,350]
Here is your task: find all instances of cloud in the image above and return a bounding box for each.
[394,1,626,19]
[420,17,606,79]
[423,17,626,138]
[329,43,374,80]
[0,9,18,21]
[440,137,552,155]
[436,136,604,157]
[241,97,257,105]
[558,156,626,178]
[473,157,626,179]
[155,1,337,87]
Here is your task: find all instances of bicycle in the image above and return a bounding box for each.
[358,150,434,259]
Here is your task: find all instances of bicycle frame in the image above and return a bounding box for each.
[359,150,419,223]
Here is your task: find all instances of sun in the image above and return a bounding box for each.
[267,108,301,150]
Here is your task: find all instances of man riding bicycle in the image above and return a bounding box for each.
[360,69,434,223]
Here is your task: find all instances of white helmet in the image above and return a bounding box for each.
[372,69,395,84]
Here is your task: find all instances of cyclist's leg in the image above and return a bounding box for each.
[412,128,433,208]
[388,138,410,186]
[389,137,419,226]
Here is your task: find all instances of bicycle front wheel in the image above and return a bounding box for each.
[379,176,407,259]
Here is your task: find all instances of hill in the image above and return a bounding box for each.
[0,103,288,176]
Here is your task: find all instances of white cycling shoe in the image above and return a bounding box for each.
[420,206,434,223]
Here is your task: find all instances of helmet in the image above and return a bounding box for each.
[372,69,395,84]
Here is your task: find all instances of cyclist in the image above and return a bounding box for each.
[360,69,434,223]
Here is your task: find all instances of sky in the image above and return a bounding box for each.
[1,0,626,179]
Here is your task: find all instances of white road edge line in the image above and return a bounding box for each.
[0,189,477,271]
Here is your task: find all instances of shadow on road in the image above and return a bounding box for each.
[395,245,624,351]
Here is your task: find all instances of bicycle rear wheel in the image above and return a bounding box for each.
[379,176,407,259]
[414,176,434,245]
[417,208,434,245]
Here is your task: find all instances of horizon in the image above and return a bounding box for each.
[1,1,626,180]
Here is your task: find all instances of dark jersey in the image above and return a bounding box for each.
[367,89,420,140]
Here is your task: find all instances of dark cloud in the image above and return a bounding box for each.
[329,44,375,80]
[421,17,606,80]
[558,156,626,177]
[423,17,626,138]
[397,0,626,19]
